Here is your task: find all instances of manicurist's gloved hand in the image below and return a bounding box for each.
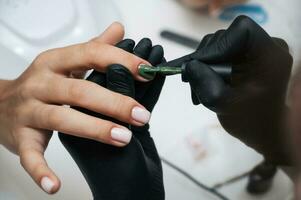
[183,16,293,165]
[0,22,152,194]
[59,38,165,200]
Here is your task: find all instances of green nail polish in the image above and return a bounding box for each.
[138,64,182,80]
[138,64,157,80]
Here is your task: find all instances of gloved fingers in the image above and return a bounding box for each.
[133,38,153,59]
[134,40,161,102]
[106,64,135,98]
[139,57,166,112]
[197,33,214,50]
[86,70,106,87]
[148,45,164,66]
[106,64,135,128]
[161,57,167,66]
[116,39,135,53]
[193,15,272,63]
[205,29,226,47]
[272,37,290,52]
[194,30,227,73]
[85,39,136,87]
[190,86,200,105]
[18,128,61,194]
[135,47,166,111]
[184,60,230,112]
[134,131,162,163]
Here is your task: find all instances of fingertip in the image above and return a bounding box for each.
[110,127,132,146]
[93,21,125,45]
[40,175,61,194]
[136,60,153,82]
[185,60,202,76]
[131,106,151,124]
[109,21,125,38]
[183,60,217,84]
[20,150,61,194]
[110,21,124,30]
[148,45,164,66]
[134,38,152,59]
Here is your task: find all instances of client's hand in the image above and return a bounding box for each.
[59,38,165,200]
[183,16,293,165]
[0,22,152,194]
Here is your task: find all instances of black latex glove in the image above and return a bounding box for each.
[183,16,293,165]
[59,38,165,200]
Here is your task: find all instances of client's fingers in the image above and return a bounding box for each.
[27,105,132,146]
[19,129,60,194]
[68,22,125,80]
[91,22,125,45]
[37,43,150,81]
[39,78,150,126]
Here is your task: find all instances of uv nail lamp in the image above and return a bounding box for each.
[0,0,121,77]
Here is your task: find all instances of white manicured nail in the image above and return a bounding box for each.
[131,106,151,124]
[41,177,54,193]
[111,128,132,144]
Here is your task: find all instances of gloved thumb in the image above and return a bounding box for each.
[183,60,228,112]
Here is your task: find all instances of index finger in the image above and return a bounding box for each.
[41,42,150,82]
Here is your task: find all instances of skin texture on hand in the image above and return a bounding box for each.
[59,38,165,200]
[0,22,152,194]
[183,16,293,165]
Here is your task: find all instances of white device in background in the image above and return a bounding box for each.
[0,0,121,78]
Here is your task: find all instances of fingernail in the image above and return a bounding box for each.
[41,177,54,194]
[111,127,132,144]
[138,64,156,81]
[131,106,151,124]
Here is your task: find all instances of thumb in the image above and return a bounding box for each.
[184,60,228,111]
[90,22,125,45]
[19,129,60,194]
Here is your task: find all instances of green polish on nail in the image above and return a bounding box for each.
[138,64,182,80]
[138,64,157,80]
